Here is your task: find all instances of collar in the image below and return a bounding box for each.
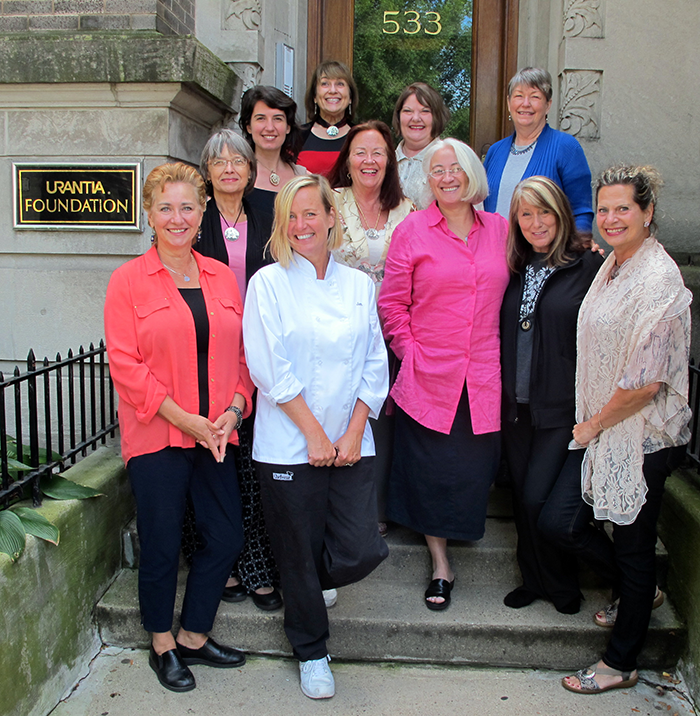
[396,137,439,162]
[289,250,336,280]
[425,201,486,234]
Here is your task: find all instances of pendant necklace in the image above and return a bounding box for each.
[220,204,244,241]
[510,140,537,156]
[161,252,196,282]
[257,157,281,186]
[315,114,349,138]
[356,200,382,240]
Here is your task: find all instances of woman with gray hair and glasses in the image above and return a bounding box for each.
[483,67,594,233]
[182,127,282,612]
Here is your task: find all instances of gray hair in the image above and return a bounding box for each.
[508,67,553,102]
[422,138,489,206]
[199,128,257,193]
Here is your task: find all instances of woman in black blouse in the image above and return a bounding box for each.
[500,176,603,613]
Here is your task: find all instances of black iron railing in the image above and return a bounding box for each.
[0,341,118,510]
[688,359,700,471]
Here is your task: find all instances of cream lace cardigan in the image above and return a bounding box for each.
[574,237,692,524]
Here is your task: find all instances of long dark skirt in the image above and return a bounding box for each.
[387,387,500,541]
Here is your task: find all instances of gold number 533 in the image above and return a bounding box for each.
[382,10,442,35]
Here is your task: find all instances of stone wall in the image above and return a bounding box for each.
[517,0,700,255]
[0,0,196,34]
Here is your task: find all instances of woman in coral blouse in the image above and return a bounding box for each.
[378,138,509,612]
[104,163,253,694]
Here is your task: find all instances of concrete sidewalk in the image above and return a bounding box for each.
[49,647,696,716]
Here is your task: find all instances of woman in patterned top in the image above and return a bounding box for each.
[500,176,603,615]
[540,165,691,694]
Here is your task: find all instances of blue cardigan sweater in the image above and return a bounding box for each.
[483,124,594,232]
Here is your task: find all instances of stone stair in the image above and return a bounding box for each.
[96,487,686,670]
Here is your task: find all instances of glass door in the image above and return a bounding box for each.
[353,0,473,142]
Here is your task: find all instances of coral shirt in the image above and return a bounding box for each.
[378,203,509,435]
[104,246,253,464]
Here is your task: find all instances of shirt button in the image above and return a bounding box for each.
[210,355,214,360]
[210,311,214,315]
[211,378,215,382]
[343,404,350,410]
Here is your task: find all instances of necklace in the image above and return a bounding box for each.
[257,157,280,186]
[315,114,349,137]
[161,252,196,282]
[220,204,244,241]
[510,140,537,156]
[356,199,382,240]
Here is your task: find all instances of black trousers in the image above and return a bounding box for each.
[128,444,244,634]
[539,445,686,670]
[257,458,389,661]
[502,405,581,608]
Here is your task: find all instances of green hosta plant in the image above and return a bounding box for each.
[0,437,103,562]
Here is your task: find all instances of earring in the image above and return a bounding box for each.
[347,172,352,180]
[348,102,352,115]
[644,221,650,227]
[314,102,319,117]
[508,114,512,121]
[197,227,202,242]
[150,230,156,244]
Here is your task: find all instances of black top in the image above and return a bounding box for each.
[178,288,209,417]
[196,195,274,286]
[500,250,604,429]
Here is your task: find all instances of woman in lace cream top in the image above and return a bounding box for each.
[500,177,603,615]
[539,165,692,695]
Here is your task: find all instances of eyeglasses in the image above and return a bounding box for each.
[350,150,388,160]
[428,167,465,179]
[210,157,248,169]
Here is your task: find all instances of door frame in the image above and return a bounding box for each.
[306,0,519,156]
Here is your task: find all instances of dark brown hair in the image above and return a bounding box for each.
[327,121,405,212]
[238,85,303,165]
[392,82,450,139]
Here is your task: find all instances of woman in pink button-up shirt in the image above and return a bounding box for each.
[378,139,509,612]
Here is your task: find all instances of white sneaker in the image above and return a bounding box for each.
[323,588,338,608]
[299,655,335,699]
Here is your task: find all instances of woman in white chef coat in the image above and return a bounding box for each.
[242,174,389,700]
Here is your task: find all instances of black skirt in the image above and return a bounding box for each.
[387,387,500,541]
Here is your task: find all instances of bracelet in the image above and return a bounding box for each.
[597,411,606,432]
[225,405,243,431]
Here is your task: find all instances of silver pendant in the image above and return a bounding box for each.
[224,226,240,241]
[183,274,191,282]
[269,172,280,186]
[365,228,380,240]
[326,125,339,137]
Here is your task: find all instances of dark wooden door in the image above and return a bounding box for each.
[306,0,519,157]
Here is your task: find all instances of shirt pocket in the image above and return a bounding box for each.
[134,296,171,319]
[213,296,242,315]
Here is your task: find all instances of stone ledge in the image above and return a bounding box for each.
[659,466,700,706]
[0,31,238,108]
[0,445,134,716]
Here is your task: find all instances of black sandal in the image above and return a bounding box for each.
[424,578,455,611]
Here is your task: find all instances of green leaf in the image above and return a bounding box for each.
[12,507,60,545]
[7,457,34,473]
[41,475,103,500]
[0,511,26,561]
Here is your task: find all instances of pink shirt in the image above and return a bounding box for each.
[378,203,509,435]
[104,246,253,464]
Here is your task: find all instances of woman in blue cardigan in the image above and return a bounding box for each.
[484,68,594,233]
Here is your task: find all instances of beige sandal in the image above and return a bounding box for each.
[593,587,664,628]
[562,663,638,694]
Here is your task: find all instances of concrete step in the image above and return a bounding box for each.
[96,567,685,670]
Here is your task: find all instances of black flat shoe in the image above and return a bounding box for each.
[424,578,454,611]
[221,583,248,603]
[504,586,538,609]
[176,637,246,668]
[251,587,283,612]
[555,596,581,615]
[149,645,196,692]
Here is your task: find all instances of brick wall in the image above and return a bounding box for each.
[0,0,195,35]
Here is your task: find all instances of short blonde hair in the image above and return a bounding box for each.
[422,138,489,206]
[143,162,206,213]
[267,175,342,268]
